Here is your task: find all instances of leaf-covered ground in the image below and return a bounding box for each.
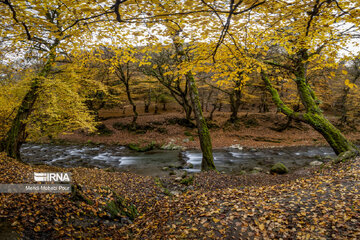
[59,111,360,149]
[0,152,359,239]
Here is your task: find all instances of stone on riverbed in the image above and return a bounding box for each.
[270,162,289,174]
[161,140,186,150]
[253,167,263,172]
[229,144,243,150]
[175,177,183,182]
[309,160,323,166]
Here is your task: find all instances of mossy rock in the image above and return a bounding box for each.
[71,184,93,205]
[334,150,359,163]
[270,162,289,174]
[127,142,157,152]
[105,196,138,220]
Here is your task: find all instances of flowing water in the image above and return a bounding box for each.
[20,143,337,176]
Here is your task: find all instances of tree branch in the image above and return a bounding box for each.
[261,70,304,121]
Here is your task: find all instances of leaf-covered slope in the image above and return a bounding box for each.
[0,153,359,239]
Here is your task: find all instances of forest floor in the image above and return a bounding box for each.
[1,109,359,239]
[0,153,359,239]
[58,110,360,149]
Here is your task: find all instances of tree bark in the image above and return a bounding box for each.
[261,70,358,156]
[124,83,138,125]
[144,89,151,113]
[209,103,218,121]
[172,29,215,171]
[186,72,216,171]
[229,90,241,122]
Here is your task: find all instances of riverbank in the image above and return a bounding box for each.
[0,152,359,239]
[57,111,360,149]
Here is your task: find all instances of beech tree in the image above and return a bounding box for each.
[257,0,360,157]
[140,47,193,121]
[0,0,114,159]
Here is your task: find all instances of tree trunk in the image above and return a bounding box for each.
[303,112,357,155]
[209,103,217,121]
[261,69,358,156]
[172,29,215,171]
[154,97,159,114]
[0,51,56,160]
[182,97,192,121]
[229,91,241,122]
[295,76,357,155]
[144,89,151,113]
[0,79,39,160]
[218,102,223,112]
[186,72,216,171]
[125,84,137,125]
[206,90,214,112]
[259,89,269,113]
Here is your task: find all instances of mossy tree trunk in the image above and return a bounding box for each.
[0,51,56,160]
[293,56,357,155]
[171,29,215,171]
[186,72,216,171]
[261,56,358,156]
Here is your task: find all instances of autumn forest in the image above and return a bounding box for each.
[0,0,359,239]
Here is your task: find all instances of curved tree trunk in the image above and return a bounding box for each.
[0,51,56,160]
[0,79,39,160]
[294,73,357,155]
[261,70,358,156]
[124,84,138,125]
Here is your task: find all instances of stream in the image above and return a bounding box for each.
[20,143,337,176]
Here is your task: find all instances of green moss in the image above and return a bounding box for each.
[270,162,289,174]
[186,71,216,171]
[127,141,157,152]
[261,72,296,117]
[180,175,194,186]
[105,196,138,220]
[71,184,93,205]
[334,150,358,163]
[304,112,358,155]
